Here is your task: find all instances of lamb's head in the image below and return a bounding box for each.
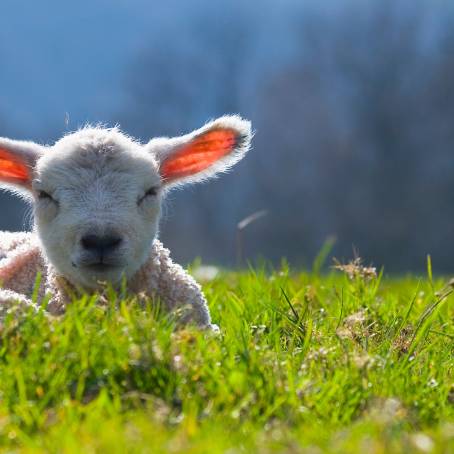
[0,116,252,289]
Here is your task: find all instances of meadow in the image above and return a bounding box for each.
[0,256,452,453]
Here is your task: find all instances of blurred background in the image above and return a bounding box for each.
[1,0,454,272]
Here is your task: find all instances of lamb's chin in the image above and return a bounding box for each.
[71,267,126,291]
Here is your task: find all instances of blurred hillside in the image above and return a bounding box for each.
[1,0,454,272]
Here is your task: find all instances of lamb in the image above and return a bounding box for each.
[0,115,252,329]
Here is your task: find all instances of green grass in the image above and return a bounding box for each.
[0,259,453,453]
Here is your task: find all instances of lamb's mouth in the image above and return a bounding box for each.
[73,259,123,274]
[84,263,119,273]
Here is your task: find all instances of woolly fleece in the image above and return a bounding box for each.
[0,231,214,328]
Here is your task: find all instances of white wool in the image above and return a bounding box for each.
[0,116,252,329]
[0,232,213,328]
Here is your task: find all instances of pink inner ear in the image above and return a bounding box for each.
[160,129,238,181]
[0,148,30,185]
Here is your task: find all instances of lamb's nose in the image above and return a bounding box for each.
[81,234,122,255]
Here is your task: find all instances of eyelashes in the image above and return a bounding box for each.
[36,189,59,215]
[144,187,158,197]
[38,190,58,205]
[36,190,60,211]
[38,190,53,200]
[138,186,159,205]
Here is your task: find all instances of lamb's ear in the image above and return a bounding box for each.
[0,138,42,192]
[148,115,252,188]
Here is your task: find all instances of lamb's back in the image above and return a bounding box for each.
[0,231,35,258]
[0,231,46,297]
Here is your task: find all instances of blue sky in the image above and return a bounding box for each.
[0,0,303,141]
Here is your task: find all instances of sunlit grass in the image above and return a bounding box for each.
[0,259,453,452]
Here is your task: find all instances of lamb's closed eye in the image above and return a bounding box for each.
[37,190,58,205]
[37,190,53,200]
[138,186,159,204]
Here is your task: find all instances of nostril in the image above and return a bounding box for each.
[108,237,122,248]
[105,236,122,250]
[81,234,123,252]
[81,235,100,251]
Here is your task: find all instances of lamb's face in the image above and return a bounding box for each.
[0,116,252,290]
[33,130,163,289]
